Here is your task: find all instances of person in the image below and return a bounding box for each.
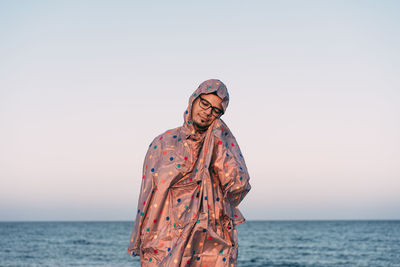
[128,79,251,266]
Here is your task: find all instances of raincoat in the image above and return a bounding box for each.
[128,79,251,266]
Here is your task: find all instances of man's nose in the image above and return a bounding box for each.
[204,108,213,116]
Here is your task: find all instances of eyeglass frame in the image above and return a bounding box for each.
[198,95,224,117]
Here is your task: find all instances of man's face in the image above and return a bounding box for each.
[191,93,223,132]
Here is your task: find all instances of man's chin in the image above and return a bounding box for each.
[193,121,210,131]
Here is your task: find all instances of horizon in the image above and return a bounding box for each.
[2,219,400,222]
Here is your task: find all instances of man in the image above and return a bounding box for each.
[128,79,251,266]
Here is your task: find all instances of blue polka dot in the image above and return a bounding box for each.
[202,229,207,232]
[223,257,226,262]
[166,216,170,221]
[224,132,228,136]
[216,197,220,201]
[177,198,181,203]
[197,257,200,260]
[151,168,155,172]
[226,153,229,157]
[169,157,174,161]
[168,247,171,251]
[239,166,243,170]
[173,135,177,138]
[204,196,208,200]
[185,110,188,114]
[137,209,140,213]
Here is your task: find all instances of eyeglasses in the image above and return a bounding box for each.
[198,95,224,117]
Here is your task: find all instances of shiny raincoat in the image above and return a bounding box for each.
[128,79,251,266]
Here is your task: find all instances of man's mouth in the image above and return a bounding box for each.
[199,115,208,122]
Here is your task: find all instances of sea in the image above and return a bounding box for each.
[0,220,399,266]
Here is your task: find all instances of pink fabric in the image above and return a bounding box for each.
[128,79,251,266]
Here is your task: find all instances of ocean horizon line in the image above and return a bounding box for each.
[1,219,399,223]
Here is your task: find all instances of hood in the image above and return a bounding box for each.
[182,79,229,138]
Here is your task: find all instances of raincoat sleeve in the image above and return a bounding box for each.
[127,136,161,257]
[212,130,251,225]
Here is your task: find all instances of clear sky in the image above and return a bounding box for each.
[1,1,399,221]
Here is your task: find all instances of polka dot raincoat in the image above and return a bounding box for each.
[128,79,251,266]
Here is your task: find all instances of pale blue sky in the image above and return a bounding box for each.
[1,1,399,221]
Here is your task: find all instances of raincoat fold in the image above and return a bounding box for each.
[128,79,251,266]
